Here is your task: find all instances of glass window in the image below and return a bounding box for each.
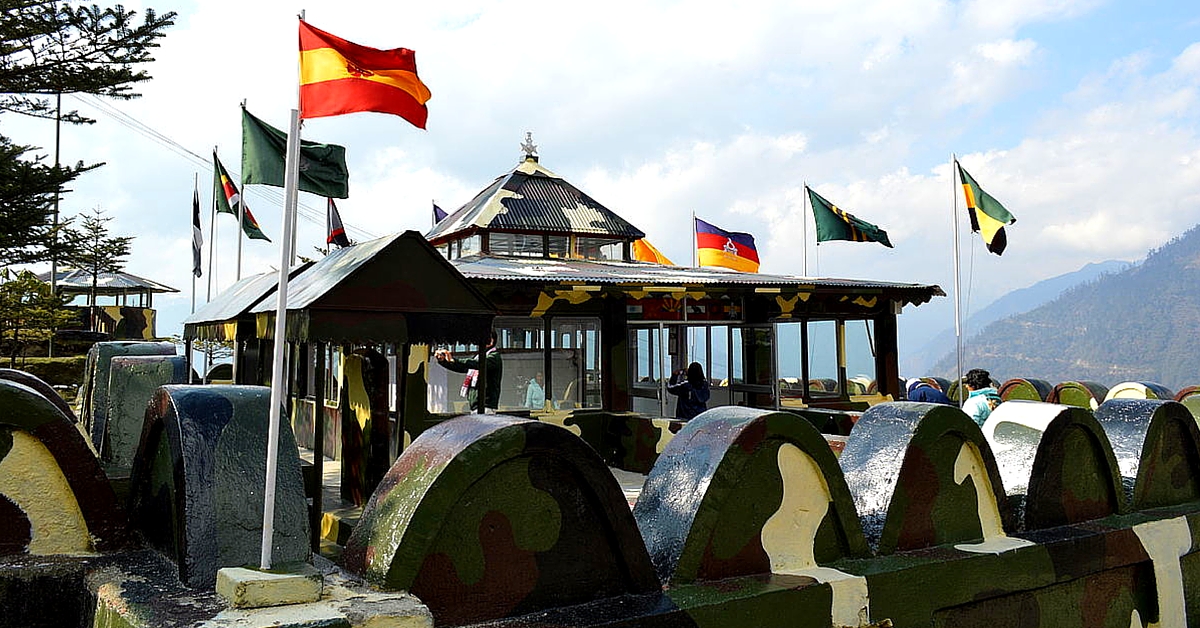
[494,317,546,411]
[552,318,601,409]
[775,322,803,398]
[460,235,482,257]
[489,232,545,257]
[325,348,340,404]
[807,320,840,396]
[634,327,664,387]
[575,236,624,261]
[731,326,772,386]
[844,319,876,395]
[547,236,569,258]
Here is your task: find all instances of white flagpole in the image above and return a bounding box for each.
[691,211,697,268]
[802,183,809,276]
[205,165,217,382]
[261,108,302,570]
[951,154,964,405]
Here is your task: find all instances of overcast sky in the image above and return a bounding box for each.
[6,0,1200,354]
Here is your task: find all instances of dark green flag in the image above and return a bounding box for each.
[807,186,893,248]
[241,107,350,199]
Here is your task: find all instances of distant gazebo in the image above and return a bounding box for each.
[37,269,178,340]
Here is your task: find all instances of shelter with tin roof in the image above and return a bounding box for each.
[37,269,178,340]
[426,141,943,416]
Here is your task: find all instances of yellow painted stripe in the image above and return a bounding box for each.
[300,48,431,103]
[698,249,759,272]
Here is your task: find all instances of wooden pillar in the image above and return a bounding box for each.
[874,308,900,399]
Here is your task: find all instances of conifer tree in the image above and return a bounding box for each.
[0,1,175,266]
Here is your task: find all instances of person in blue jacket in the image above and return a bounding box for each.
[906,378,953,405]
[961,368,1002,426]
[667,362,711,420]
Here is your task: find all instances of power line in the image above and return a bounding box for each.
[69,94,380,242]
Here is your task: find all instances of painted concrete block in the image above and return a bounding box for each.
[128,385,308,588]
[79,341,175,455]
[216,563,323,608]
[343,414,657,625]
[1095,398,1200,510]
[106,355,188,469]
[840,401,1020,555]
[634,406,867,587]
[0,378,126,556]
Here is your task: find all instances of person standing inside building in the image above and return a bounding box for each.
[436,331,503,414]
[525,372,546,410]
[667,362,711,421]
[961,368,1001,426]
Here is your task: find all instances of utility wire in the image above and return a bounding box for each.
[69,94,380,242]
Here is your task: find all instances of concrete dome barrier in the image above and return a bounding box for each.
[633,406,867,586]
[343,413,658,626]
[840,401,1018,555]
[127,385,308,588]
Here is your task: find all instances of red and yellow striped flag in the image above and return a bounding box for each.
[299,20,431,128]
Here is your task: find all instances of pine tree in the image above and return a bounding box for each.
[62,206,132,307]
[0,269,75,366]
[0,1,175,266]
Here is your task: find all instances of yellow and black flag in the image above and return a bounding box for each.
[956,161,1015,255]
[807,186,893,248]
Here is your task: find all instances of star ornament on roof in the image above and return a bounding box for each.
[520,131,538,158]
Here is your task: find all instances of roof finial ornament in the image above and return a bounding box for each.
[520,131,538,161]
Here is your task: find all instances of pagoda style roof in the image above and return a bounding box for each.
[425,156,645,243]
[37,269,178,295]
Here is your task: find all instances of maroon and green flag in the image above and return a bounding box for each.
[212,151,270,241]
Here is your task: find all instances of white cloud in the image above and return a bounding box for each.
[13,0,1200,350]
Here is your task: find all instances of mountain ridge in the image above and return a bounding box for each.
[928,225,1200,390]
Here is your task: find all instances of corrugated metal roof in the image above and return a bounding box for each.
[251,233,397,313]
[36,269,178,293]
[450,255,945,303]
[183,263,312,325]
[426,158,645,241]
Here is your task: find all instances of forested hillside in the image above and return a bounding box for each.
[904,259,1128,374]
[931,225,1200,390]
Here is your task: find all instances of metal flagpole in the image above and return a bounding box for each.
[802,183,809,276]
[49,93,61,358]
[951,154,964,406]
[692,211,697,268]
[261,108,302,570]
[205,163,218,383]
[237,104,246,281]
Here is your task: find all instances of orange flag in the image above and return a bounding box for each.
[299,20,431,127]
[632,238,674,265]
